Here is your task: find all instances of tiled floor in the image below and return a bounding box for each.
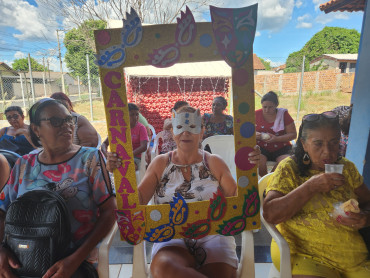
[108,263,272,278]
[107,222,273,277]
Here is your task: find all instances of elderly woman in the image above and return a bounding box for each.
[256,91,297,177]
[107,106,260,278]
[0,98,116,277]
[263,111,370,277]
[0,106,36,155]
[50,92,99,147]
[202,96,233,140]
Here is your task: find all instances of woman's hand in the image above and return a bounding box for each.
[106,152,121,172]
[0,245,20,278]
[306,173,345,193]
[264,133,277,143]
[248,145,261,164]
[13,127,29,137]
[336,211,368,230]
[256,132,261,140]
[42,255,80,278]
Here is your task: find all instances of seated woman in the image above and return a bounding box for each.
[107,106,261,278]
[202,96,233,140]
[263,111,370,277]
[0,98,116,277]
[50,92,99,147]
[102,103,148,170]
[0,106,36,155]
[255,91,297,177]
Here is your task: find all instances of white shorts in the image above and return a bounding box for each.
[151,235,238,268]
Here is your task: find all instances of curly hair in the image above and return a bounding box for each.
[5,106,24,117]
[295,116,340,176]
[213,96,228,110]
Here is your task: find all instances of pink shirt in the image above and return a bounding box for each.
[131,122,149,158]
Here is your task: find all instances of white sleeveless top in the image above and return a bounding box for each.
[154,151,221,204]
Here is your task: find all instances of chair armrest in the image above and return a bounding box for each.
[237,230,255,278]
[97,222,118,278]
[132,241,150,278]
[260,210,292,278]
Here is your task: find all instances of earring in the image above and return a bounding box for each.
[303,153,311,165]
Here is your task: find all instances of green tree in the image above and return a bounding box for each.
[259,57,271,70]
[64,20,106,80]
[285,27,360,73]
[12,57,47,72]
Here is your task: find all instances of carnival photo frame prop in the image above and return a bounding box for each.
[95,4,260,245]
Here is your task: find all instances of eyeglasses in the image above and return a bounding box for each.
[39,115,76,127]
[6,114,20,121]
[302,111,338,122]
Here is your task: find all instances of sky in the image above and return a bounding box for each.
[0,0,364,71]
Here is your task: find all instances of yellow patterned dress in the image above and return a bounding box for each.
[266,157,368,272]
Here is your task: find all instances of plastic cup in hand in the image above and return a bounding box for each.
[325,164,344,174]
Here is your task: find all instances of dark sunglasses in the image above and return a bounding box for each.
[302,111,338,122]
[6,114,20,121]
[39,115,76,127]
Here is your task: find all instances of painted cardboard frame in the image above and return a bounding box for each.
[94,5,260,245]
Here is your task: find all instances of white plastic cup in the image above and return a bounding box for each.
[325,164,344,174]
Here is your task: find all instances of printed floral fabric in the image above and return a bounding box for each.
[0,147,114,248]
[203,113,233,139]
[160,130,177,154]
[266,157,368,270]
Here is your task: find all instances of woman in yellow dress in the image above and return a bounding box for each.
[263,111,370,277]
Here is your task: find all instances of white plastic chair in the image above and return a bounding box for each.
[258,173,292,278]
[137,125,156,184]
[132,230,255,278]
[201,135,237,180]
[97,222,119,278]
[150,131,165,161]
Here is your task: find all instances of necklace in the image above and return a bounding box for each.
[177,164,191,172]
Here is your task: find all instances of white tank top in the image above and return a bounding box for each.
[154,151,221,204]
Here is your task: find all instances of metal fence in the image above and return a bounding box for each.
[0,56,102,113]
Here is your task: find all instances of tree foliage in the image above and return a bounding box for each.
[285,27,360,73]
[12,57,47,72]
[64,20,106,80]
[259,57,271,70]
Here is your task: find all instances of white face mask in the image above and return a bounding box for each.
[171,109,202,135]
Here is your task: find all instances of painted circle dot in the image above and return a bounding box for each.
[233,205,237,209]
[96,30,111,45]
[240,122,255,138]
[150,210,162,221]
[195,210,199,214]
[238,102,250,114]
[232,68,248,86]
[235,146,255,171]
[200,34,213,47]
[253,221,257,226]
[134,55,139,60]
[252,173,257,176]
[189,53,193,57]
[238,176,249,188]
[155,33,161,38]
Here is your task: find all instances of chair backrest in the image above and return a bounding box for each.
[147,124,156,141]
[0,149,21,168]
[258,172,274,202]
[201,135,236,179]
[150,131,165,161]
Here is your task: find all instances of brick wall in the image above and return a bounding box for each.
[255,69,355,95]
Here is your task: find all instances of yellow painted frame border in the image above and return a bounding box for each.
[95,7,260,245]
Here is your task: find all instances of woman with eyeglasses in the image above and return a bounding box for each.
[256,91,297,177]
[263,111,370,277]
[0,98,116,277]
[0,106,36,155]
[107,105,261,278]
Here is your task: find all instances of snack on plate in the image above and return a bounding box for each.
[340,199,360,213]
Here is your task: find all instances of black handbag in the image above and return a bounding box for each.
[4,189,71,278]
